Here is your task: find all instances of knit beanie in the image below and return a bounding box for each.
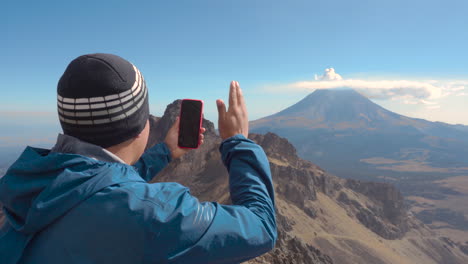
[57,53,149,148]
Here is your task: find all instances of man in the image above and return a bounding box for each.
[0,53,277,263]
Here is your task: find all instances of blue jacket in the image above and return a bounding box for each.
[0,134,276,263]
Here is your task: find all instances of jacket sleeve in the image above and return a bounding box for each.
[142,134,277,264]
[133,143,172,182]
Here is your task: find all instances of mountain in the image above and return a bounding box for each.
[250,89,468,184]
[146,100,468,263]
[250,89,468,249]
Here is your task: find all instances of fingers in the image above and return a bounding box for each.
[216,99,226,120]
[200,127,206,133]
[174,117,180,131]
[235,81,241,102]
[199,133,205,145]
[169,117,180,132]
[236,81,246,109]
[229,80,238,107]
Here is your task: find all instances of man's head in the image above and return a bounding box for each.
[57,53,150,162]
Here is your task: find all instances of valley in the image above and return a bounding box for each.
[407,175,468,245]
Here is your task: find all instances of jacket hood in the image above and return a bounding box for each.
[0,146,142,235]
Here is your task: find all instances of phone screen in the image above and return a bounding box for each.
[178,99,203,148]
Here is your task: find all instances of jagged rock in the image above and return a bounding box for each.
[246,231,334,264]
[146,100,217,150]
[253,132,409,240]
[250,132,300,167]
[459,244,468,255]
[337,190,405,239]
[276,211,295,232]
[269,163,317,207]
[303,206,317,218]
[344,179,409,239]
[440,237,456,248]
[337,192,361,209]
[355,208,400,240]
[150,101,336,262]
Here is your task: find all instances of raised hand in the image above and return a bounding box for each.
[216,81,249,140]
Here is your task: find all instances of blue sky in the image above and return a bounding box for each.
[2,0,468,147]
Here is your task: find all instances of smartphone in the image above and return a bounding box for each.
[178,99,204,149]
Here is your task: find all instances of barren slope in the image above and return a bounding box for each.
[148,100,468,264]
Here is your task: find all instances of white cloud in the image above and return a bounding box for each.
[420,99,438,105]
[314,68,343,81]
[266,68,468,103]
[450,86,465,92]
[403,100,419,105]
[427,105,441,110]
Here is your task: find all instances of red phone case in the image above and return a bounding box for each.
[178,99,204,149]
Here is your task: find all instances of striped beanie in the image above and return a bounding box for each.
[57,53,149,148]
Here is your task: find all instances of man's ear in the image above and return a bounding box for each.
[136,130,144,138]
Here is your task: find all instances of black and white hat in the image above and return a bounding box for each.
[57,53,149,148]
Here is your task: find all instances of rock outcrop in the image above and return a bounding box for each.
[147,100,468,263]
[341,179,409,239]
[147,101,335,263]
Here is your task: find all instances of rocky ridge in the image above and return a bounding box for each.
[149,100,468,264]
[0,100,467,263]
[148,101,335,263]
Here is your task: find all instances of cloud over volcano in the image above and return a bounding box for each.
[267,68,467,108]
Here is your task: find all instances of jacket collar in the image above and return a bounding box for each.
[50,134,125,164]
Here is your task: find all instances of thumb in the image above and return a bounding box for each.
[216,99,226,120]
